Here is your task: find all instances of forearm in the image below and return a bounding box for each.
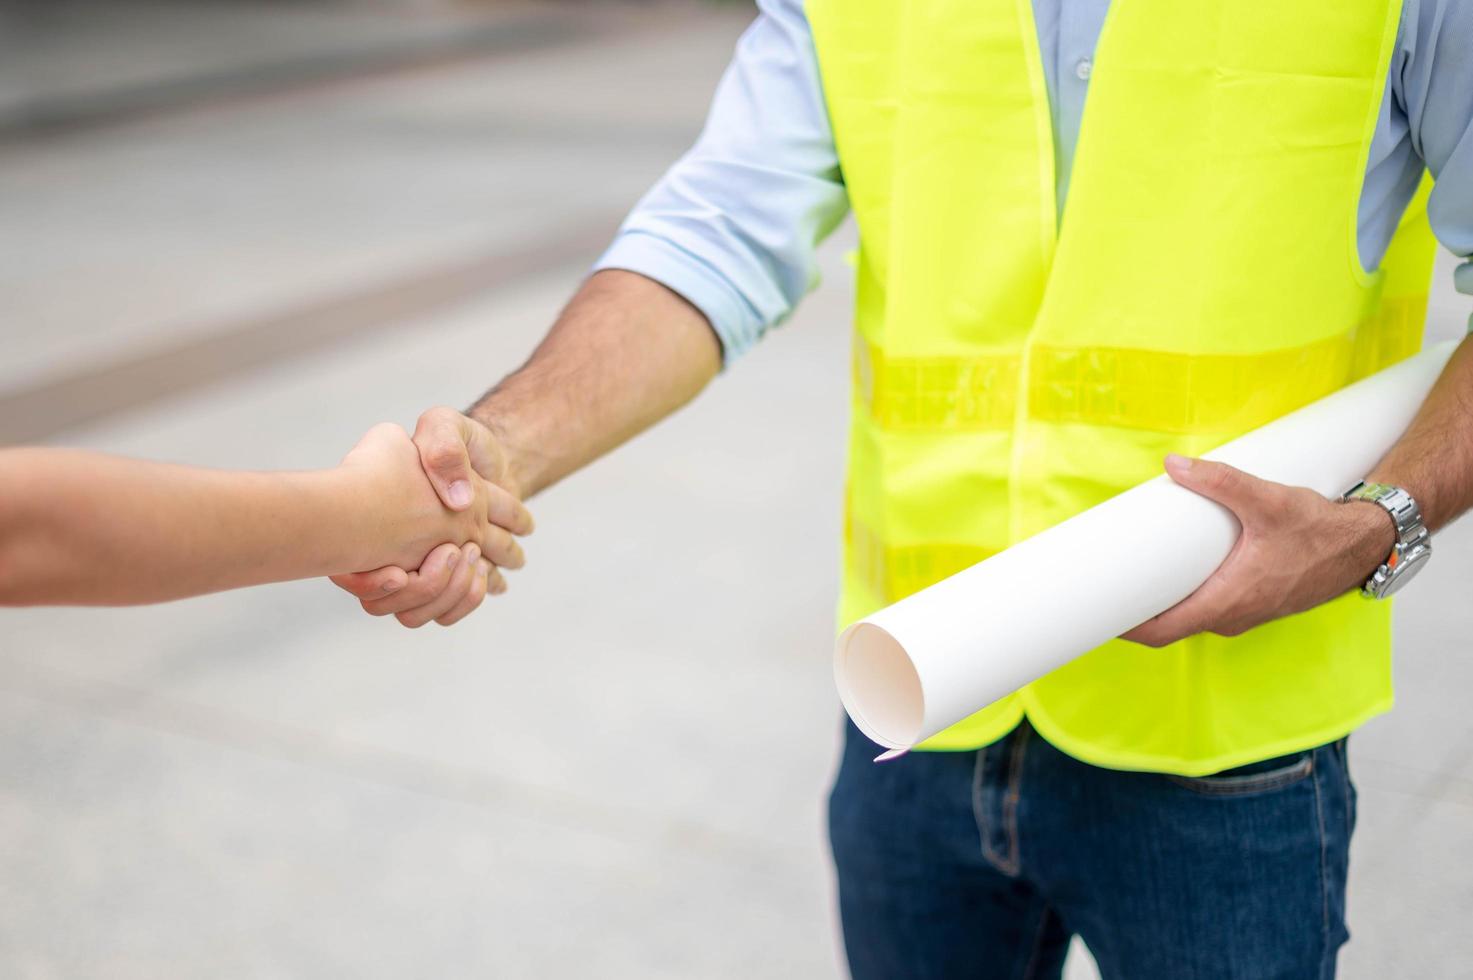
[1365,334,1473,531]
[0,450,376,605]
[468,269,722,498]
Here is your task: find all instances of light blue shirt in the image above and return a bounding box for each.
[597,0,1473,362]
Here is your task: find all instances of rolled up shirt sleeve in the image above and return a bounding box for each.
[594,0,849,364]
[1401,0,1473,321]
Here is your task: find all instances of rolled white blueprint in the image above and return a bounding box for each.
[836,341,1458,755]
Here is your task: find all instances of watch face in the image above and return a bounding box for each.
[1380,547,1432,597]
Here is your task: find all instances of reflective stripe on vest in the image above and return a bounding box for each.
[857,292,1429,435]
[809,0,1438,774]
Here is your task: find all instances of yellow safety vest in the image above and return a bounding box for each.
[808,0,1439,775]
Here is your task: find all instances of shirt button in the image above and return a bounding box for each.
[1075,57,1093,81]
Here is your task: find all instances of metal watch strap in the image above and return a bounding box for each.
[1341,482,1431,598]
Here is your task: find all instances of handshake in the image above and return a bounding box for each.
[0,407,534,618]
[329,407,536,628]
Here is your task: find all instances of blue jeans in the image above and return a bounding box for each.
[828,719,1356,979]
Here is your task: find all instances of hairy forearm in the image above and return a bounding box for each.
[467,269,722,498]
[1366,334,1473,531]
[0,450,375,605]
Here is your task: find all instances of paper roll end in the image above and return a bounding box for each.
[835,621,925,751]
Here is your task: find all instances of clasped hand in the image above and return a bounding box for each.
[336,407,532,628]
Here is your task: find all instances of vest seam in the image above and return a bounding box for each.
[1348,0,1411,287]
[1005,0,1059,549]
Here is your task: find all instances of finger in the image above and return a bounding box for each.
[360,542,461,617]
[478,524,526,570]
[1121,603,1208,648]
[413,408,479,511]
[1124,600,1258,647]
[485,481,534,536]
[414,408,502,511]
[486,565,508,596]
[398,543,480,628]
[1120,552,1250,647]
[436,558,492,626]
[330,566,409,601]
[1164,455,1280,522]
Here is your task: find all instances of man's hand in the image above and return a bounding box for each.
[1120,454,1397,648]
[331,407,533,628]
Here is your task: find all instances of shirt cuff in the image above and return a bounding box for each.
[1456,261,1473,333]
[594,231,767,367]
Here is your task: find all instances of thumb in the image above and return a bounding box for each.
[413,407,485,511]
[1164,455,1273,518]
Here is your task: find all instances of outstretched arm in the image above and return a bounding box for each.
[0,423,528,608]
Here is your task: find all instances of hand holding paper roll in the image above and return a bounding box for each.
[835,342,1458,756]
[1120,452,1398,647]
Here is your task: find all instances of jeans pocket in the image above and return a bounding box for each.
[1167,751,1315,797]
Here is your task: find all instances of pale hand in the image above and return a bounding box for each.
[1120,454,1396,647]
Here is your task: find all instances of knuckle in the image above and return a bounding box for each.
[333,576,369,597]
[419,405,456,427]
[421,555,455,586]
[1184,617,1214,639]
[424,443,464,472]
[1282,485,1317,512]
[396,579,433,603]
[1204,464,1235,492]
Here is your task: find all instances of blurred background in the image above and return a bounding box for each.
[0,1,1469,977]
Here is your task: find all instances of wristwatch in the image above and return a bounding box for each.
[1340,482,1432,599]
